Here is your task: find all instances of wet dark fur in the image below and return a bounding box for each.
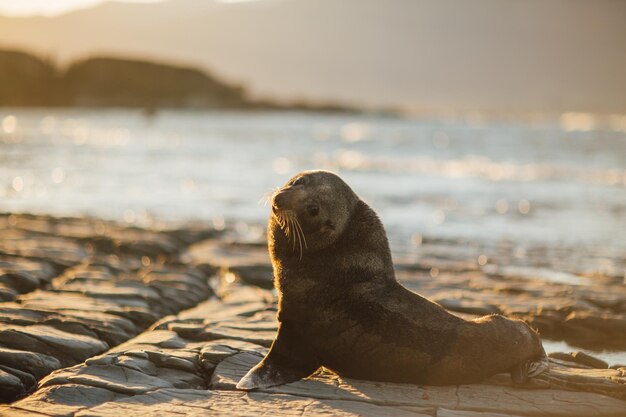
[242,171,545,387]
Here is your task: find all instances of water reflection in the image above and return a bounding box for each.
[543,339,626,366]
[0,109,624,259]
[2,115,17,133]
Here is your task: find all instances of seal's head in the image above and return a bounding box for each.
[270,170,359,255]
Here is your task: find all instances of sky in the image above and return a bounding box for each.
[0,0,255,16]
[0,0,161,16]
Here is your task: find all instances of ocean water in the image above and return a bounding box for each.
[1,108,626,362]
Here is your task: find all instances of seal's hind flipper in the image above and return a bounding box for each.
[510,347,550,384]
[236,320,320,390]
[527,349,550,378]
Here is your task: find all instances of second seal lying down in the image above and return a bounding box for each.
[237,170,549,390]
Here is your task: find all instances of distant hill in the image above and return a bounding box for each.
[0,50,64,106]
[0,50,246,108]
[0,0,625,114]
[0,50,356,111]
[65,56,248,108]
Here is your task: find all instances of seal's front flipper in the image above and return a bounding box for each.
[510,347,550,384]
[236,320,320,390]
[236,358,306,390]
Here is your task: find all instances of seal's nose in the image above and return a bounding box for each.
[272,189,293,210]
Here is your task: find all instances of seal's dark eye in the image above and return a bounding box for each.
[292,177,305,186]
[306,205,319,217]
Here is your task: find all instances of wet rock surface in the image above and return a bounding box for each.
[0,213,215,402]
[1,213,625,416]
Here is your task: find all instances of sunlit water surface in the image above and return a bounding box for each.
[1,109,626,362]
[2,110,624,248]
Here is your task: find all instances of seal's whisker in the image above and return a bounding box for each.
[278,211,291,239]
[288,216,297,252]
[274,209,284,228]
[288,212,303,259]
[293,216,304,260]
[282,210,296,250]
[274,207,305,259]
[292,217,305,260]
[286,211,299,254]
[293,217,308,250]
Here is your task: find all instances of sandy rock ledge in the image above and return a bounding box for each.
[2,283,625,417]
[1,214,625,416]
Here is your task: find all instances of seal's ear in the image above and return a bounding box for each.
[236,320,320,390]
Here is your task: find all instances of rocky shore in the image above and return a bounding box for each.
[0,213,625,416]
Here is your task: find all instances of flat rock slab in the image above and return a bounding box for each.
[0,324,109,366]
[78,389,434,417]
[0,213,214,260]
[4,283,625,417]
[0,261,213,402]
[186,240,270,268]
[2,384,129,416]
[2,213,626,415]
[0,347,62,379]
[212,351,626,416]
[186,239,273,288]
[0,229,87,269]
[3,387,434,417]
[0,214,218,403]
[0,257,57,299]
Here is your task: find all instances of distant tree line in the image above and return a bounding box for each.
[0,49,356,112]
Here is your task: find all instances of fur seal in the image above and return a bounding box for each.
[237,170,548,389]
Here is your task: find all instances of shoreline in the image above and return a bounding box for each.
[0,212,625,414]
